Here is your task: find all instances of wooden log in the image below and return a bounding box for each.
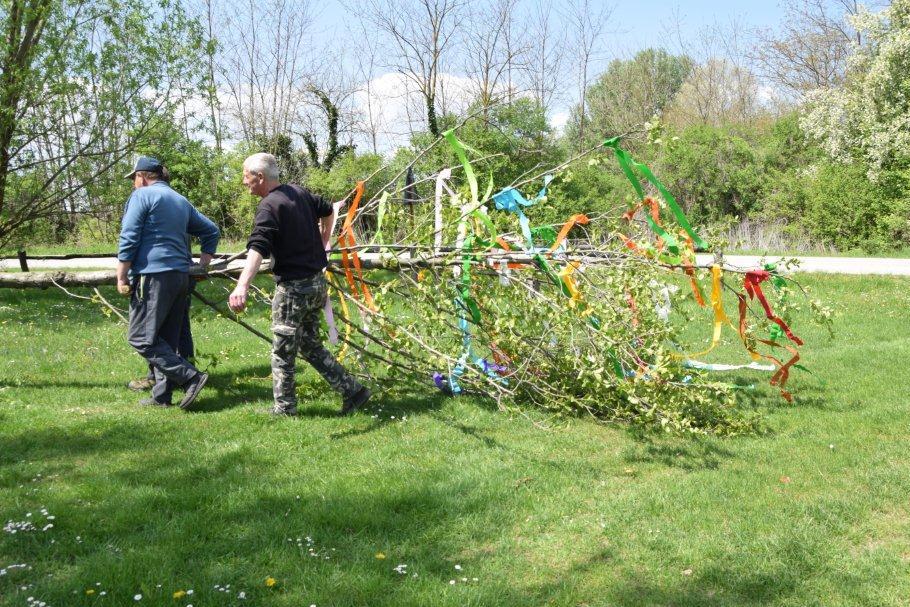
[17,251,28,272]
[0,252,632,289]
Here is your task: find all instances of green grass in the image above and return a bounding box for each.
[2,274,910,606]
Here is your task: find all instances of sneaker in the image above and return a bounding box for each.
[127,377,155,392]
[139,397,172,407]
[340,386,371,416]
[178,372,209,410]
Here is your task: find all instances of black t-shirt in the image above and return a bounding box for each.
[246,184,333,282]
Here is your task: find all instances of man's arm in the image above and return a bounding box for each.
[188,206,220,264]
[228,249,264,313]
[117,193,146,295]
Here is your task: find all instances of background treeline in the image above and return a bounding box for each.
[0,0,907,253]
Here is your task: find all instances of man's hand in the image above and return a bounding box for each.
[116,260,132,296]
[199,252,214,267]
[229,285,248,313]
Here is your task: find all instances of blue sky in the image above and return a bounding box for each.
[296,0,789,149]
[310,0,784,54]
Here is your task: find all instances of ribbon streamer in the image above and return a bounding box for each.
[744,270,803,346]
[604,137,708,251]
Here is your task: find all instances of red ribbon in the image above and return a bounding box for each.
[744,271,803,346]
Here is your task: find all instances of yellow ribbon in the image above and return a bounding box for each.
[674,265,733,359]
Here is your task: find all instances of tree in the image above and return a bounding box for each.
[218,0,315,143]
[360,0,464,138]
[523,0,565,116]
[752,0,870,97]
[565,0,614,145]
[664,58,761,128]
[574,49,692,141]
[462,0,524,116]
[0,0,207,249]
[800,0,910,175]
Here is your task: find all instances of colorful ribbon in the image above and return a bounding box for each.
[604,137,708,251]
[744,270,803,346]
[338,181,376,310]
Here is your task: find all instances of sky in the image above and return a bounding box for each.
[310,0,785,55]
[216,0,793,152]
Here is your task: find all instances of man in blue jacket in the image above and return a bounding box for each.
[117,156,220,409]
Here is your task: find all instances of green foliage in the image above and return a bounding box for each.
[656,124,765,222]
[0,0,209,248]
[568,48,693,145]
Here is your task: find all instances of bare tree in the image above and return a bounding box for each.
[352,23,388,154]
[523,0,565,115]
[359,0,464,138]
[751,0,871,96]
[462,0,525,116]
[201,0,224,152]
[294,53,360,169]
[218,0,314,143]
[565,0,614,144]
[664,18,763,127]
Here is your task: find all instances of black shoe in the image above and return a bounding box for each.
[341,386,370,416]
[139,397,172,408]
[178,372,208,410]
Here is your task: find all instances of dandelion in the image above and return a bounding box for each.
[375,552,386,559]
[100,592,107,596]
[265,577,277,587]
[173,590,186,599]
[86,589,95,595]
[134,594,142,600]
[186,590,193,595]
[454,565,462,570]
[238,591,246,599]
[449,579,455,585]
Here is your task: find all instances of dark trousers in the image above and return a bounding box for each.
[127,271,198,403]
[145,281,194,380]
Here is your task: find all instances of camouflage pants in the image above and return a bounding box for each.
[271,273,362,412]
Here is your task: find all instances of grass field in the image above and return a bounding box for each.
[2,273,909,606]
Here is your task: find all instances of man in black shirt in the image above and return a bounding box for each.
[228,153,370,416]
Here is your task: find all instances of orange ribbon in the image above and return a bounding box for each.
[338,181,376,311]
[548,214,590,254]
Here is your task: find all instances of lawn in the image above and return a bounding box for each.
[1,273,909,606]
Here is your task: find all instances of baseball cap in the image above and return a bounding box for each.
[125,156,163,179]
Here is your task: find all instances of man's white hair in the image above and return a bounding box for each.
[243,152,279,181]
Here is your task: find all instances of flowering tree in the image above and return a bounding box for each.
[800,0,910,175]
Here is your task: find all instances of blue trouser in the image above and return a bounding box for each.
[127,271,198,403]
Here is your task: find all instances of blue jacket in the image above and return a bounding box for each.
[118,181,220,276]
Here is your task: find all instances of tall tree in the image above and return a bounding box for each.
[578,49,692,138]
[361,0,464,138]
[524,0,565,115]
[0,0,207,248]
[565,0,614,145]
[801,0,910,175]
[752,0,872,97]
[218,0,314,143]
[462,0,524,116]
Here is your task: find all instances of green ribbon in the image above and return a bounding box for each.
[604,137,708,251]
